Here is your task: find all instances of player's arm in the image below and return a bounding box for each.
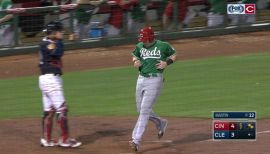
[131,46,141,68]
[45,41,64,57]
[156,43,176,69]
[167,54,176,63]
[132,57,141,68]
[89,0,107,6]
[156,54,176,69]
[0,1,13,24]
[0,14,13,24]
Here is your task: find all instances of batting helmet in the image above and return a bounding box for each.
[43,21,63,35]
[138,27,155,43]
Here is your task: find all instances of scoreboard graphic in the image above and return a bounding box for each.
[212,111,256,140]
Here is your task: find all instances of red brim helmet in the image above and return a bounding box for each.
[138,27,155,43]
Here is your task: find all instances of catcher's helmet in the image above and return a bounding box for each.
[138,27,155,43]
[43,21,63,35]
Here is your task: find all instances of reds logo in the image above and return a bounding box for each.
[245,4,256,14]
[140,47,161,59]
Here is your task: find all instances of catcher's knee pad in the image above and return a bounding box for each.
[43,109,55,119]
[43,110,55,126]
[56,102,68,118]
[43,111,50,119]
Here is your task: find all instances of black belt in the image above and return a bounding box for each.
[140,73,163,78]
[42,73,61,76]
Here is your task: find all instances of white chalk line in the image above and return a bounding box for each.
[144,140,173,143]
[257,130,270,134]
[200,130,270,142]
[119,140,173,143]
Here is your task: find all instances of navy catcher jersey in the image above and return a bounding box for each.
[39,38,64,75]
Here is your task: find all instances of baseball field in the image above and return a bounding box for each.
[0,31,270,154]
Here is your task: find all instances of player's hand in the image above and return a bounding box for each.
[134,60,142,68]
[156,60,167,70]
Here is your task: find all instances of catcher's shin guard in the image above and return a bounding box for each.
[57,103,69,142]
[42,111,55,141]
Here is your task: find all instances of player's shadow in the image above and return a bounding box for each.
[139,143,173,154]
[77,129,129,145]
[173,133,211,144]
[139,133,211,154]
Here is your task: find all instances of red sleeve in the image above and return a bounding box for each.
[178,0,188,21]
[163,1,173,17]
[121,0,138,9]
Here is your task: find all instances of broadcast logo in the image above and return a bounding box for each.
[227,4,256,14]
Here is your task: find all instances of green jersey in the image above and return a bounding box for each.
[75,8,92,24]
[0,0,12,19]
[242,0,257,4]
[208,0,226,14]
[132,40,176,75]
[130,0,149,23]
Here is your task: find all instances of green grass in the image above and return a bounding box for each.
[1,52,270,119]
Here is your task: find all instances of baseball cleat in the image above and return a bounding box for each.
[40,138,57,147]
[158,119,168,139]
[58,138,82,148]
[129,141,139,152]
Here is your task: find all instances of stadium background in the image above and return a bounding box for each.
[0,0,270,153]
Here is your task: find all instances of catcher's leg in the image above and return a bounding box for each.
[41,91,55,141]
[55,102,81,148]
[44,76,69,142]
[46,75,81,148]
[56,102,69,142]
[42,110,55,141]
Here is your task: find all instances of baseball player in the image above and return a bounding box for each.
[129,27,177,152]
[39,21,81,148]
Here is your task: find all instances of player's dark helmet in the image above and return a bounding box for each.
[138,27,155,43]
[43,21,63,35]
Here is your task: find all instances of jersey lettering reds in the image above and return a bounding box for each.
[132,40,176,75]
[39,37,64,75]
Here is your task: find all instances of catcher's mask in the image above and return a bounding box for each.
[138,27,155,43]
[43,21,64,35]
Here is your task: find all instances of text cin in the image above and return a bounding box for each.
[215,123,226,129]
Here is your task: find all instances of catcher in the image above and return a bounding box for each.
[39,21,81,148]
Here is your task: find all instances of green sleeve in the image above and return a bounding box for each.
[165,43,176,57]
[242,0,257,4]
[2,0,12,10]
[75,8,92,24]
[132,46,140,59]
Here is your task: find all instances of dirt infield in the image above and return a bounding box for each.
[0,117,270,154]
[0,31,270,154]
